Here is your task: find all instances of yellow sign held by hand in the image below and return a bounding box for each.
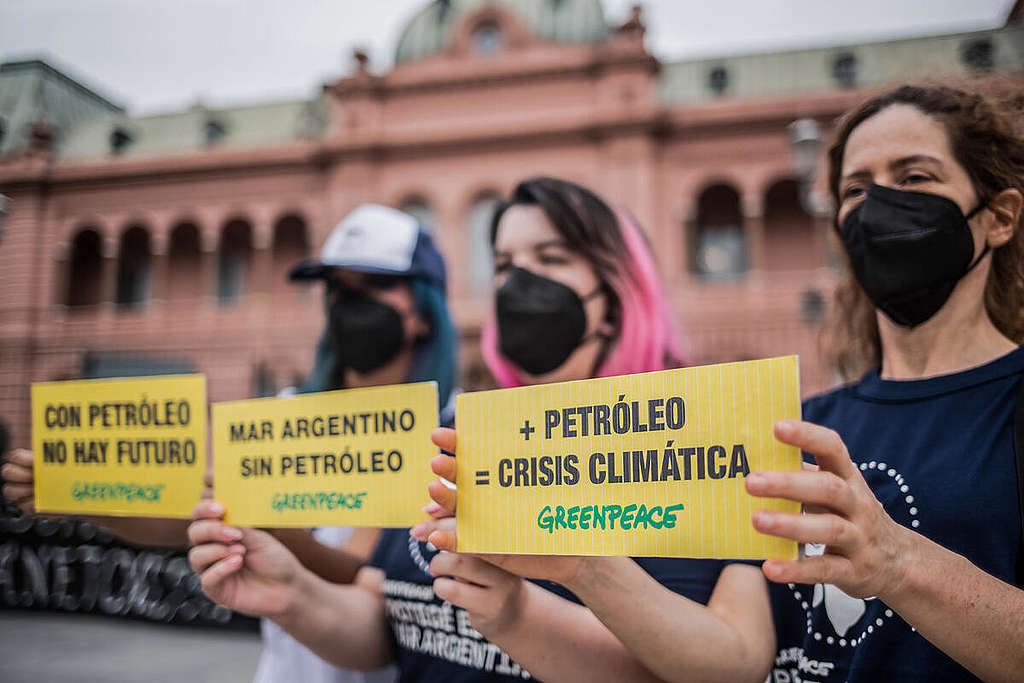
[212,382,438,528]
[456,356,802,559]
[32,374,208,518]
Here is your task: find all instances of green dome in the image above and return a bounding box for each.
[395,0,608,64]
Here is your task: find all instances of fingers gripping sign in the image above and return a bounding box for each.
[415,427,586,586]
[410,428,459,550]
[428,428,458,511]
[429,552,525,639]
[2,449,37,514]
[746,420,914,600]
[187,499,303,618]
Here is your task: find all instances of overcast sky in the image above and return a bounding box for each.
[0,0,1015,114]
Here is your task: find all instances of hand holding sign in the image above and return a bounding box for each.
[428,552,528,641]
[424,428,457,518]
[747,419,914,599]
[412,428,588,586]
[1,449,35,514]
[187,500,303,618]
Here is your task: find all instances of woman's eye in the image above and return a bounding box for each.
[901,173,932,185]
[494,261,510,273]
[841,185,865,201]
[539,253,569,265]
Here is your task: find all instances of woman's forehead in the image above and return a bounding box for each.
[494,205,561,250]
[843,104,953,173]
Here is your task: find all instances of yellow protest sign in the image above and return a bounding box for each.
[456,356,802,559]
[212,382,438,527]
[32,374,207,518]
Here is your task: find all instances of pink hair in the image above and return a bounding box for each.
[482,209,686,388]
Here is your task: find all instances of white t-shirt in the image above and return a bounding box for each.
[252,527,398,683]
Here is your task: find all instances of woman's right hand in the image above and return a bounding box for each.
[187,500,305,618]
[416,428,587,587]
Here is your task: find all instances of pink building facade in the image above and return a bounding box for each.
[1,0,1021,449]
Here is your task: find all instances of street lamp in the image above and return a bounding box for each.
[787,118,829,217]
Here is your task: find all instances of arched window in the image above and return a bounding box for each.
[692,184,745,280]
[763,179,815,272]
[832,53,858,88]
[961,38,995,72]
[110,126,133,155]
[116,226,151,307]
[399,197,438,235]
[708,66,729,96]
[204,118,228,146]
[218,218,252,304]
[472,21,504,55]
[466,193,501,291]
[167,222,202,300]
[66,228,104,307]
[272,214,310,296]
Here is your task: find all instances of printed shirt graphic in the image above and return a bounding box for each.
[769,346,1024,682]
[369,528,731,682]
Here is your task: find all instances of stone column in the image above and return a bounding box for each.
[677,200,696,286]
[149,232,169,308]
[742,193,765,279]
[101,235,119,311]
[252,222,274,306]
[52,241,69,310]
[200,229,219,307]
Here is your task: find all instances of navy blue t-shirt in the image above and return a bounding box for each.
[370,529,730,682]
[770,346,1024,682]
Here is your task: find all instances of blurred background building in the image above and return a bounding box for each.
[1,0,1022,453]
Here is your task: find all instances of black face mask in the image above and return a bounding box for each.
[328,287,406,374]
[496,266,603,376]
[840,184,989,328]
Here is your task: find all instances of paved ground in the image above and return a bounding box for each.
[0,611,262,683]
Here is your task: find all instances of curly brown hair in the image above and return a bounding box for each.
[824,84,1024,380]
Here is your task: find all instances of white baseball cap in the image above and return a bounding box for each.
[289,204,446,288]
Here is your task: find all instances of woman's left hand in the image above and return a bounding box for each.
[746,419,914,600]
[2,449,37,515]
[429,551,525,640]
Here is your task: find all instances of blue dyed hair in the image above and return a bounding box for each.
[300,276,456,411]
[407,277,456,410]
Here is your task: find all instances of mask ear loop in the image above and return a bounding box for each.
[965,244,991,274]
[578,285,615,375]
[964,200,991,274]
[579,285,608,343]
